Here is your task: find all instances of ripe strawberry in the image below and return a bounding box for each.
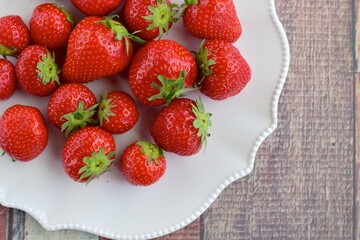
[62,16,144,83]
[0,59,16,100]
[129,39,197,106]
[150,98,211,156]
[47,83,98,136]
[120,141,166,186]
[30,3,74,49]
[62,126,116,183]
[0,105,48,162]
[196,40,251,100]
[0,15,29,56]
[122,0,178,40]
[71,0,123,16]
[15,45,61,97]
[98,91,139,134]
[182,0,242,43]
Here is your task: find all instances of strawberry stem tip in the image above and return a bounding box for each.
[98,16,145,55]
[196,40,216,85]
[136,141,164,165]
[60,101,98,136]
[55,4,75,27]
[98,93,116,126]
[79,147,115,184]
[143,0,180,39]
[149,70,195,105]
[191,98,212,146]
[0,44,17,57]
[37,51,61,86]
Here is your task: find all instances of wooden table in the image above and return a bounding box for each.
[0,0,357,239]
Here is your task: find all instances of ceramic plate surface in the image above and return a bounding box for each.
[0,0,289,239]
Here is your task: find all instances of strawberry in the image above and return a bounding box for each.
[71,0,123,16]
[196,40,251,100]
[182,0,242,43]
[98,91,139,134]
[62,16,144,83]
[0,15,29,56]
[122,0,179,40]
[0,105,48,162]
[120,140,166,186]
[47,83,98,136]
[0,59,16,100]
[62,126,116,183]
[15,45,61,97]
[150,98,211,156]
[129,39,197,106]
[30,3,74,49]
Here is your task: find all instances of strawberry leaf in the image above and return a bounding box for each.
[191,98,212,147]
[37,50,61,86]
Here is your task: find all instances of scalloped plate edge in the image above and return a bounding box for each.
[0,0,290,239]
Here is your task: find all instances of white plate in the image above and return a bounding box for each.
[0,0,289,239]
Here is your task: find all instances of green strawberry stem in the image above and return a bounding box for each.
[196,40,216,85]
[98,16,145,55]
[98,93,116,126]
[37,51,61,86]
[148,70,195,105]
[179,0,198,16]
[191,98,212,146]
[143,0,180,39]
[79,147,115,185]
[0,44,17,57]
[136,141,164,165]
[61,101,98,136]
[55,4,75,27]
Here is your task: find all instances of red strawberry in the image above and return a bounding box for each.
[0,105,48,162]
[120,141,166,186]
[71,0,123,16]
[182,0,242,43]
[129,39,197,106]
[150,98,211,156]
[62,126,116,183]
[122,0,178,40]
[30,3,74,49]
[62,16,144,83]
[196,40,251,100]
[47,83,98,136]
[0,15,29,56]
[15,45,61,97]
[0,59,16,100]
[98,91,139,134]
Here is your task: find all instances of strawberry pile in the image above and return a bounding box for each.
[0,0,251,186]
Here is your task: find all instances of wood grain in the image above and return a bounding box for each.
[1,0,356,239]
[0,205,7,240]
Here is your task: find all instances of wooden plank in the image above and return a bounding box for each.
[0,205,7,240]
[200,0,355,239]
[353,0,360,239]
[24,214,99,240]
[9,209,25,240]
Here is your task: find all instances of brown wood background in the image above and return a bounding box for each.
[0,0,357,239]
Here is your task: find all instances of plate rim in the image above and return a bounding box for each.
[0,0,290,239]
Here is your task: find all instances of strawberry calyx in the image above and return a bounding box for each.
[148,70,195,105]
[196,40,216,84]
[98,93,116,126]
[136,141,164,165]
[60,101,98,136]
[98,16,145,55]
[191,98,212,146]
[79,147,115,184]
[37,51,61,86]
[143,0,179,39]
[0,44,17,57]
[179,0,198,16]
[55,4,75,27]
